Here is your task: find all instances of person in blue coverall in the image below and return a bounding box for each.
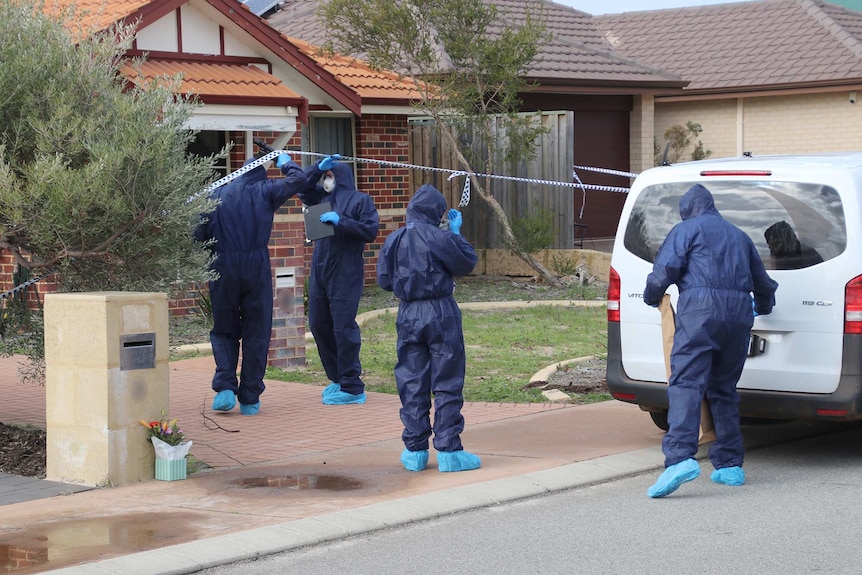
[643,183,778,497]
[300,155,380,405]
[377,184,482,472]
[195,152,306,416]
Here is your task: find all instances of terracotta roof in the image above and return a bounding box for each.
[43,0,150,30]
[286,37,422,102]
[269,0,685,91]
[44,0,361,115]
[594,0,862,93]
[120,59,303,103]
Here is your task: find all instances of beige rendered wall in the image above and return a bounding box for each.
[655,91,862,161]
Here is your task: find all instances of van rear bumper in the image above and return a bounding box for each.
[606,323,862,422]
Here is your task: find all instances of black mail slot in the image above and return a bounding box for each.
[120,333,156,371]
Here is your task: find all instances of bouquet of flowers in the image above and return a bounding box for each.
[141,412,185,445]
[141,412,192,460]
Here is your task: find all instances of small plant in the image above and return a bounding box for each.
[551,251,579,276]
[197,286,213,325]
[510,204,555,255]
[654,121,712,166]
[140,412,186,446]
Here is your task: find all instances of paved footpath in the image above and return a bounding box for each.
[0,352,672,574]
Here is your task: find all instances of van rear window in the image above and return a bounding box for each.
[623,181,846,270]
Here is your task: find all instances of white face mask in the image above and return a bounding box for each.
[322,176,335,193]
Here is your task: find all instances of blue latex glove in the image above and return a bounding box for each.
[752,297,758,317]
[448,208,462,235]
[318,154,341,171]
[276,153,291,169]
[320,211,340,226]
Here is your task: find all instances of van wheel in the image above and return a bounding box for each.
[649,410,670,431]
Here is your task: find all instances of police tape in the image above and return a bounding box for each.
[196,149,634,206]
[0,269,57,301]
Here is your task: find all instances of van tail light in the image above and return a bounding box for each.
[607,267,620,322]
[816,408,849,417]
[846,275,862,334]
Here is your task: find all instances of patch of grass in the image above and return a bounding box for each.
[186,455,210,475]
[266,305,607,403]
[358,275,606,314]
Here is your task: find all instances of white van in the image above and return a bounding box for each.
[606,152,862,430]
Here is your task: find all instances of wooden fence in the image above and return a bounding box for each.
[408,111,575,249]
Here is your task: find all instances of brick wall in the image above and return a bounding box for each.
[0,543,47,571]
[0,254,57,310]
[654,98,738,160]
[655,91,862,160]
[742,92,862,154]
[354,113,413,280]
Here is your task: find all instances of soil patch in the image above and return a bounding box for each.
[542,356,608,395]
[0,422,46,478]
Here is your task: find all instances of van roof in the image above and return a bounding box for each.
[668,152,862,170]
[636,152,862,186]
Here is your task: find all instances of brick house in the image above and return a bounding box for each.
[2,0,425,367]
[269,0,688,239]
[4,0,693,307]
[594,0,862,160]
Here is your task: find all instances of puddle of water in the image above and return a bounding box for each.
[0,511,203,573]
[233,474,362,491]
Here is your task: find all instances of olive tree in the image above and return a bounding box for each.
[0,1,220,373]
[0,0,219,293]
[318,0,562,285]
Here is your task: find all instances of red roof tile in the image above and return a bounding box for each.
[286,37,423,101]
[121,60,302,102]
[44,0,150,31]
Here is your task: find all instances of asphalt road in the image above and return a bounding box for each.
[201,422,862,575]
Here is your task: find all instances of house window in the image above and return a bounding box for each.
[187,130,227,177]
[310,116,354,158]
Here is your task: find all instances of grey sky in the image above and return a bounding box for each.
[554,0,757,16]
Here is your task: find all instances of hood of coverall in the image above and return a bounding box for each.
[326,161,358,207]
[405,184,447,226]
[679,184,720,221]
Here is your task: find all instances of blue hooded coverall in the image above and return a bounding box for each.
[377,185,478,452]
[300,161,380,395]
[195,158,306,405]
[643,184,778,470]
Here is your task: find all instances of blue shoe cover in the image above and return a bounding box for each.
[321,382,340,398]
[239,402,260,416]
[212,390,236,412]
[647,458,700,498]
[322,390,366,405]
[437,450,481,472]
[401,449,429,471]
[711,466,745,486]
